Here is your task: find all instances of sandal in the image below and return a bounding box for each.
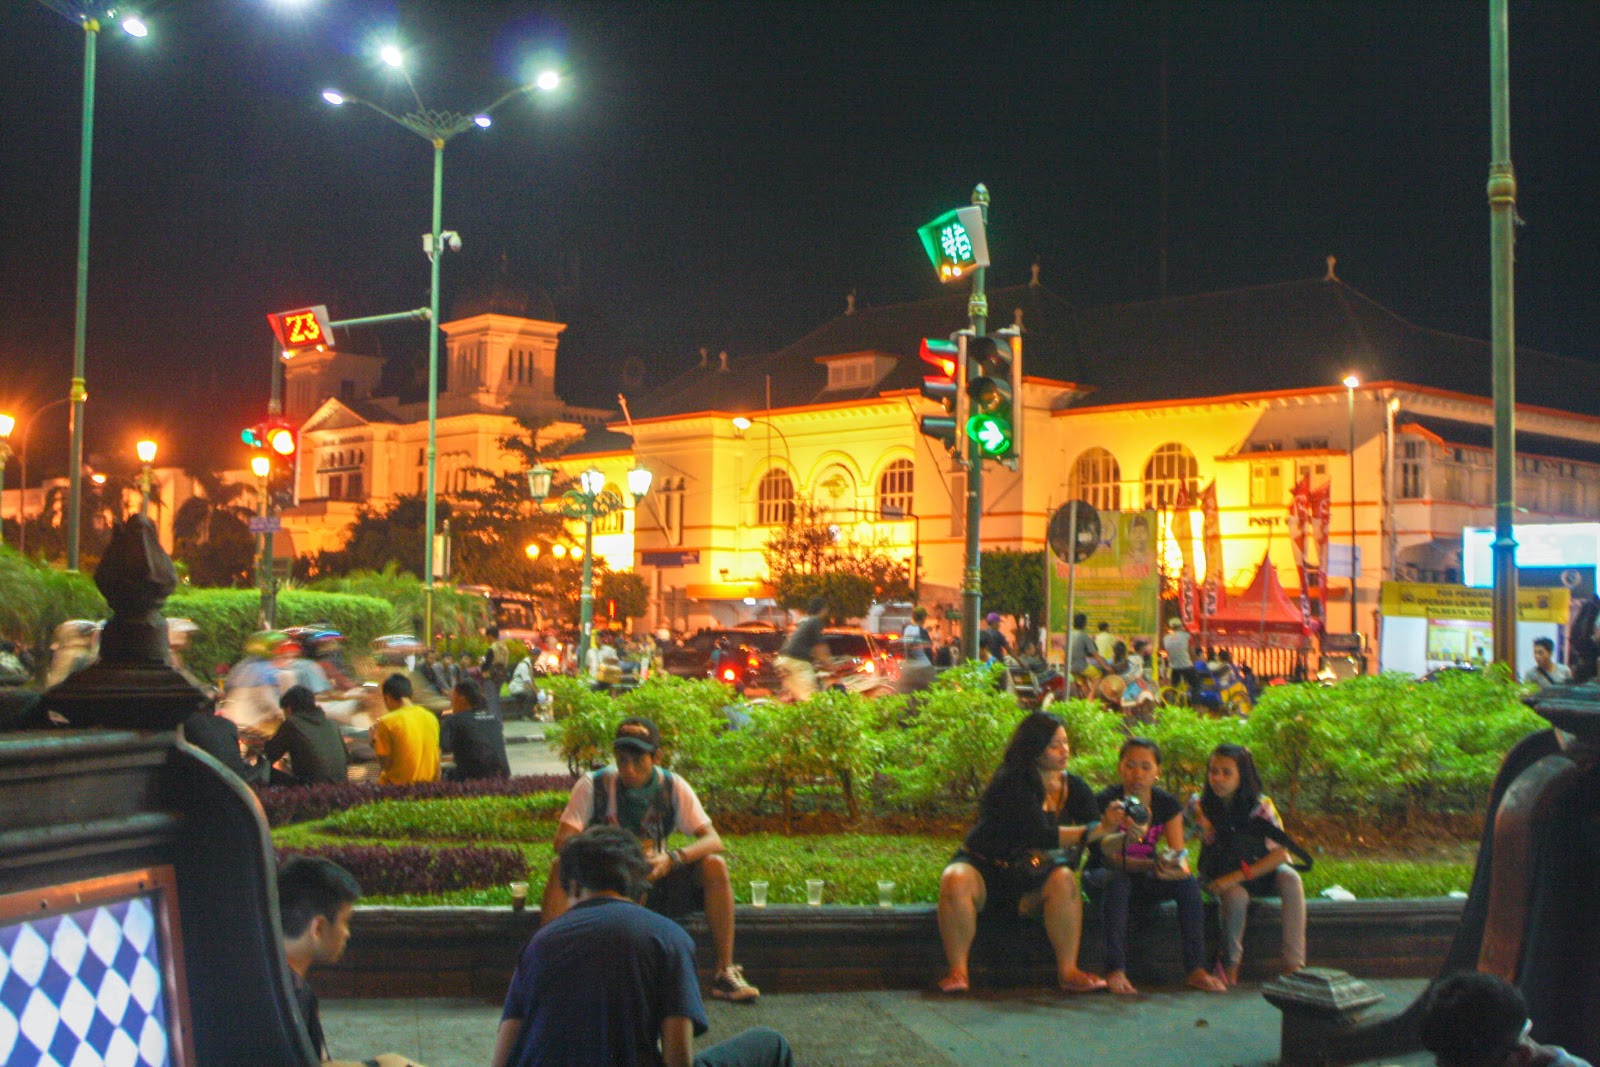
[1059,971,1108,994]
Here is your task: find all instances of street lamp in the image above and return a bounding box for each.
[134,438,156,519]
[34,2,148,570]
[322,50,562,648]
[0,414,14,547]
[527,461,652,668]
[1343,374,1360,633]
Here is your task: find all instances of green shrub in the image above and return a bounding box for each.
[319,795,568,841]
[164,588,394,676]
[1140,708,1248,800]
[1050,698,1126,786]
[304,565,488,641]
[736,690,888,821]
[880,663,1021,811]
[0,547,106,657]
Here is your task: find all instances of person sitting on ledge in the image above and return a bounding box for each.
[935,709,1112,994]
[265,684,349,786]
[541,716,760,1003]
[1420,971,1593,1067]
[495,826,793,1067]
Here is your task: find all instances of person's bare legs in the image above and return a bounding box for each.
[696,854,737,972]
[1034,867,1105,991]
[539,856,569,924]
[936,862,986,992]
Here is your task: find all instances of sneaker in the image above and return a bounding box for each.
[711,964,760,1003]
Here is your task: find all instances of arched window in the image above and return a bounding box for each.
[877,459,915,518]
[596,483,626,533]
[757,468,795,526]
[1142,443,1199,510]
[1067,448,1121,512]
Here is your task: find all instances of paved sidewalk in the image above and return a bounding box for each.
[322,979,1434,1067]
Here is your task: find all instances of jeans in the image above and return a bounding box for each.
[694,1027,795,1067]
[1217,866,1306,969]
[1095,869,1208,973]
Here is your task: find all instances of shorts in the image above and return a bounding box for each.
[952,849,1064,916]
[645,861,707,918]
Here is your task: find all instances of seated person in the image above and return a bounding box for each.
[265,684,349,786]
[1085,736,1227,994]
[182,704,267,785]
[541,717,760,1003]
[1420,971,1592,1067]
[494,827,792,1067]
[370,673,440,786]
[936,710,1112,994]
[441,679,511,781]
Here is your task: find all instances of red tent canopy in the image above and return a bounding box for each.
[1202,553,1313,649]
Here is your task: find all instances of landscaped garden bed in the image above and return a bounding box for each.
[268,667,1536,907]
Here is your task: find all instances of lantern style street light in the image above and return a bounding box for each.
[527,461,652,667]
[322,47,561,646]
[0,414,14,547]
[134,438,156,518]
[35,2,148,569]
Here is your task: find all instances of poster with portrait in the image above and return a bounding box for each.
[1047,508,1161,659]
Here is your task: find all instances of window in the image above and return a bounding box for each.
[1142,443,1198,510]
[757,468,794,526]
[1294,437,1329,451]
[1250,460,1284,507]
[346,472,363,499]
[328,474,344,500]
[1067,448,1121,511]
[877,459,915,519]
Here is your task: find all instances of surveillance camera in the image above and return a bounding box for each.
[442,231,462,253]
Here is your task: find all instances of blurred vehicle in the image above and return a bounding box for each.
[662,626,785,692]
[818,628,901,697]
[458,585,544,647]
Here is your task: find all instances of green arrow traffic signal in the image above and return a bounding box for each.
[966,412,1013,456]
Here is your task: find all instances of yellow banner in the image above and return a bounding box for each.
[1380,581,1569,623]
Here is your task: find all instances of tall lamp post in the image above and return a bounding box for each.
[527,462,652,668]
[134,438,156,519]
[323,51,560,647]
[251,454,272,626]
[0,414,14,547]
[35,2,148,570]
[1343,375,1360,633]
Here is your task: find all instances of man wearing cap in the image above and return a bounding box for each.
[977,612,1010,663]
[1163,617,1198,694]
[540,716,760,1004]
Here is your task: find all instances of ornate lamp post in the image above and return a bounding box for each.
[135,438,156,519]
[0,414,14,547]
[251,454,272,625]
[323,50,561,647]
[527,462,652,667]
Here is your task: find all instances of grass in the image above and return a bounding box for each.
[272,793,1476,907]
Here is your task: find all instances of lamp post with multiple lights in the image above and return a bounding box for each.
[35,2,148,569]
[526,462,652,669]
[322,51,560,647]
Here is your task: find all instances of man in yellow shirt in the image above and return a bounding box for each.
[371,673,441,785]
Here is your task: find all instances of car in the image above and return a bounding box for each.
[661,626,785,692]
[818,628,903,686]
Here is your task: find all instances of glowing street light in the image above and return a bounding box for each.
[0,413,14,548]
[135,438,156,518]
[322,49,564,646]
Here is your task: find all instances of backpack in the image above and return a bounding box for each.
[507,659,535,697]
[586,766,678,852]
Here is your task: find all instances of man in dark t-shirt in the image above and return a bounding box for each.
[441,679,511,781]
[775,597,828,701]
[266,685,349,785]
[493,827,792,1067]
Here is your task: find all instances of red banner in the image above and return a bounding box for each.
[1311,480,1332,618]
[1174,485,1197,628]
[1200,481,1222,621]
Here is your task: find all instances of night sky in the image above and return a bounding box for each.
[2,1,1598,478]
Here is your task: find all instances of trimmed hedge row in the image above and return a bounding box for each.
[166,588,397,677]
[257,773,575,827]
[277,843,527,895]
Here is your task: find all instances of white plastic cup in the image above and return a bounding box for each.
[750,880,769,907]
[806,878,825,906]
[877,880,895,908]
[509,881,529,912]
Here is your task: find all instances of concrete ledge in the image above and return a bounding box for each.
[315,897,1465,999]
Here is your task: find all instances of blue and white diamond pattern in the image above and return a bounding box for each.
[0,897,172,1067]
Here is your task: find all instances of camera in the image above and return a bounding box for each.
[1121,795,1151,826]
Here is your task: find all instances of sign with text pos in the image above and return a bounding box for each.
[917,206,989,283]
[266,305,335,353]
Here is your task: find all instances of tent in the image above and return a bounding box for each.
[1202,553,1314,650]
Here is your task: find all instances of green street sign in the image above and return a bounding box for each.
[966,412,1012,456]
[917,205,990,283]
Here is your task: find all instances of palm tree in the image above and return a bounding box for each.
[172,469,257,547]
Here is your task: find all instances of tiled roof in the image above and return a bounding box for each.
[1399,414,1600,466]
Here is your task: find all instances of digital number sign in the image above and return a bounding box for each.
[916,205,990,284]
[266,305,335,352]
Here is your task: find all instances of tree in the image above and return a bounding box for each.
[172,469,258,588]
[300,494,439,581]
[597,570,650,621]
[763,502,912,621]
[978,549,1044,624]
[452,416,573,593]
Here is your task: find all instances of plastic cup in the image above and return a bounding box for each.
[877,880,895,908]
[806,878,825,906]
[510,881,529,912]
[750,880,769,907]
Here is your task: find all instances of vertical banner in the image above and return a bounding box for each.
[1200,482,1223,622]
[1174,485,1197,629]
[1310,480,1332,621]
[1046,509,1161,657]
[1288,475,1315,635]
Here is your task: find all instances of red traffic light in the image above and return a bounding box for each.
[919,337,959,379]
[266,425,296,456]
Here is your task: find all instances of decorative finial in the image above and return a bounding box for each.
[1325,255,1338,282]
[1030,260,1041,287]
[972,183,990,207]
[845,290,857,315]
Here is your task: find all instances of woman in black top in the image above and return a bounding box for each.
[936,711,1117,994]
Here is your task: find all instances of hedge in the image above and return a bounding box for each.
[256,773,575,827]
[0,546,107,662]
[165,588,397,678]
[276,843,527,895]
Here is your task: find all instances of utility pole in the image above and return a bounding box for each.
[1488,0,1518,666]
[960,184,990,662]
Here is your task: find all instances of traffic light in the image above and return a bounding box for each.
[245,420,299,509]
[964,331,1021,464]
[242,424,266,450]
[917,335,966,453]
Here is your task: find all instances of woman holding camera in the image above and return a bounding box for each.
[936,711,1118,994]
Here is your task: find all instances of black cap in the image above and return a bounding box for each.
[613,717,660,755]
